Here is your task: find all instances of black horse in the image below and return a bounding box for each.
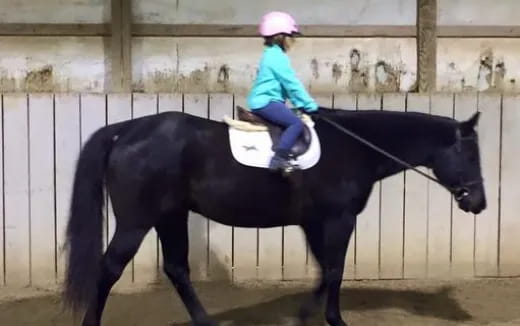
[63,105,486,326]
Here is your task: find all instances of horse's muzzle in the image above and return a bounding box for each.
[455,187,486,215]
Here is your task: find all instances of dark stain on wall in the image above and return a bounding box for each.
[375,60,400,92]
[332,62,343,83]
[177,64,211,93]
[310,58,319,79]
[494,61,506,90]
[348,49,369,92]
[217,64,231,91]
[24,65,54,92]
[0,68,16,92]
[477,49,493,90]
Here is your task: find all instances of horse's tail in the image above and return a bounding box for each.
[62,121,126,315]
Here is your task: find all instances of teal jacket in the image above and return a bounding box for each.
[247,44,318,112]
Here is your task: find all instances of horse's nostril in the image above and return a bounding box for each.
[455,188,469,201]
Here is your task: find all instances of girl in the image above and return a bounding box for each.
[247,11,319,172]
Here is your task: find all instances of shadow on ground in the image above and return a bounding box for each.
[170,285,470,326]
[7,278,520,326]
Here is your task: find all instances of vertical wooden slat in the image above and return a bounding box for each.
[332,93,357,280]
[106,93,133,290]
[499,95,520,276]
[451,93,478,277]
[80,94,106,145]
[183,93,209,281]
[258,225,282,280]
[428,93,453,278]
[474,93,500,277]
[258,219,282,280]
[355,93,381,279]
[380,93,406,279]
[282,226,306,281]
[55,94,80,283]
[131,93,159,286]
[3,94,30,286]
[403,93,430,279]
[207,93,234,281]
[158,93,183,114]
[232,95,258,282]
[157,93,183,275]
[28,94,55,287]
[417,0,437,92]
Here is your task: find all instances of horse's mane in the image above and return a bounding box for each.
[315,106,459,146]
[317,106,456,123]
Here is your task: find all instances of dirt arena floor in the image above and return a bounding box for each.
[1,278,520,325]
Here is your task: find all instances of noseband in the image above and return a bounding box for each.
[319,116,483,200]
[452,129,484,200]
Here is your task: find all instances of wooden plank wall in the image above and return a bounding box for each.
[0,92,518,289]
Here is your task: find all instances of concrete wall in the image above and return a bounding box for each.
[0,37,108,92]
[1,0,520,93]
[4,36,519,94]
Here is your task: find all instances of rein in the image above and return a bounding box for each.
[317,115,481,199]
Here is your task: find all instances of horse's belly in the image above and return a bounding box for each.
[190,187,295,228]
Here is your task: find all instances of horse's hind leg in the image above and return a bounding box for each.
[82,225,149,326]
[156,210,216,326]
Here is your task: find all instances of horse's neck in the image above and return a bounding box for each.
[354,112,456,180]
[373,141,435,180]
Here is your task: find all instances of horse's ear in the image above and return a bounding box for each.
[460,112,480,134]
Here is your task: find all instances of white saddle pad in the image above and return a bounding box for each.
[223,115,321,170]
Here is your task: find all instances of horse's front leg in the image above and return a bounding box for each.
[300,212,355,326]
[322,213,355,326]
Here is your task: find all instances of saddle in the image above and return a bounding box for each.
[235,106,312,157]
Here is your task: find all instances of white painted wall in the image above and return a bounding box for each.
[132,0,416,25]
[0,0,109,23]
[4,0,519,26]
[439,0,520,25]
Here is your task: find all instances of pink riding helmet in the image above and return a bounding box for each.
[259,11,300,37]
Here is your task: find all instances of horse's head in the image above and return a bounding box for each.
[430,112,486,214]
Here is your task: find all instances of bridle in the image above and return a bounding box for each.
[451,128,484,200]
[318,115,483,201]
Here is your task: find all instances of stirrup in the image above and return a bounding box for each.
[269,154,299,176]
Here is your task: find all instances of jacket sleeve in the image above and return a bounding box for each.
[270,54,318,112]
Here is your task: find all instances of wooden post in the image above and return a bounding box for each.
[416,0,437,92]
[111,0,132,92]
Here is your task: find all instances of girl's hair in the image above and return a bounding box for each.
[264,34,288,51]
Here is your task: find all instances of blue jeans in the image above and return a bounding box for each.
[254,101,303,154]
